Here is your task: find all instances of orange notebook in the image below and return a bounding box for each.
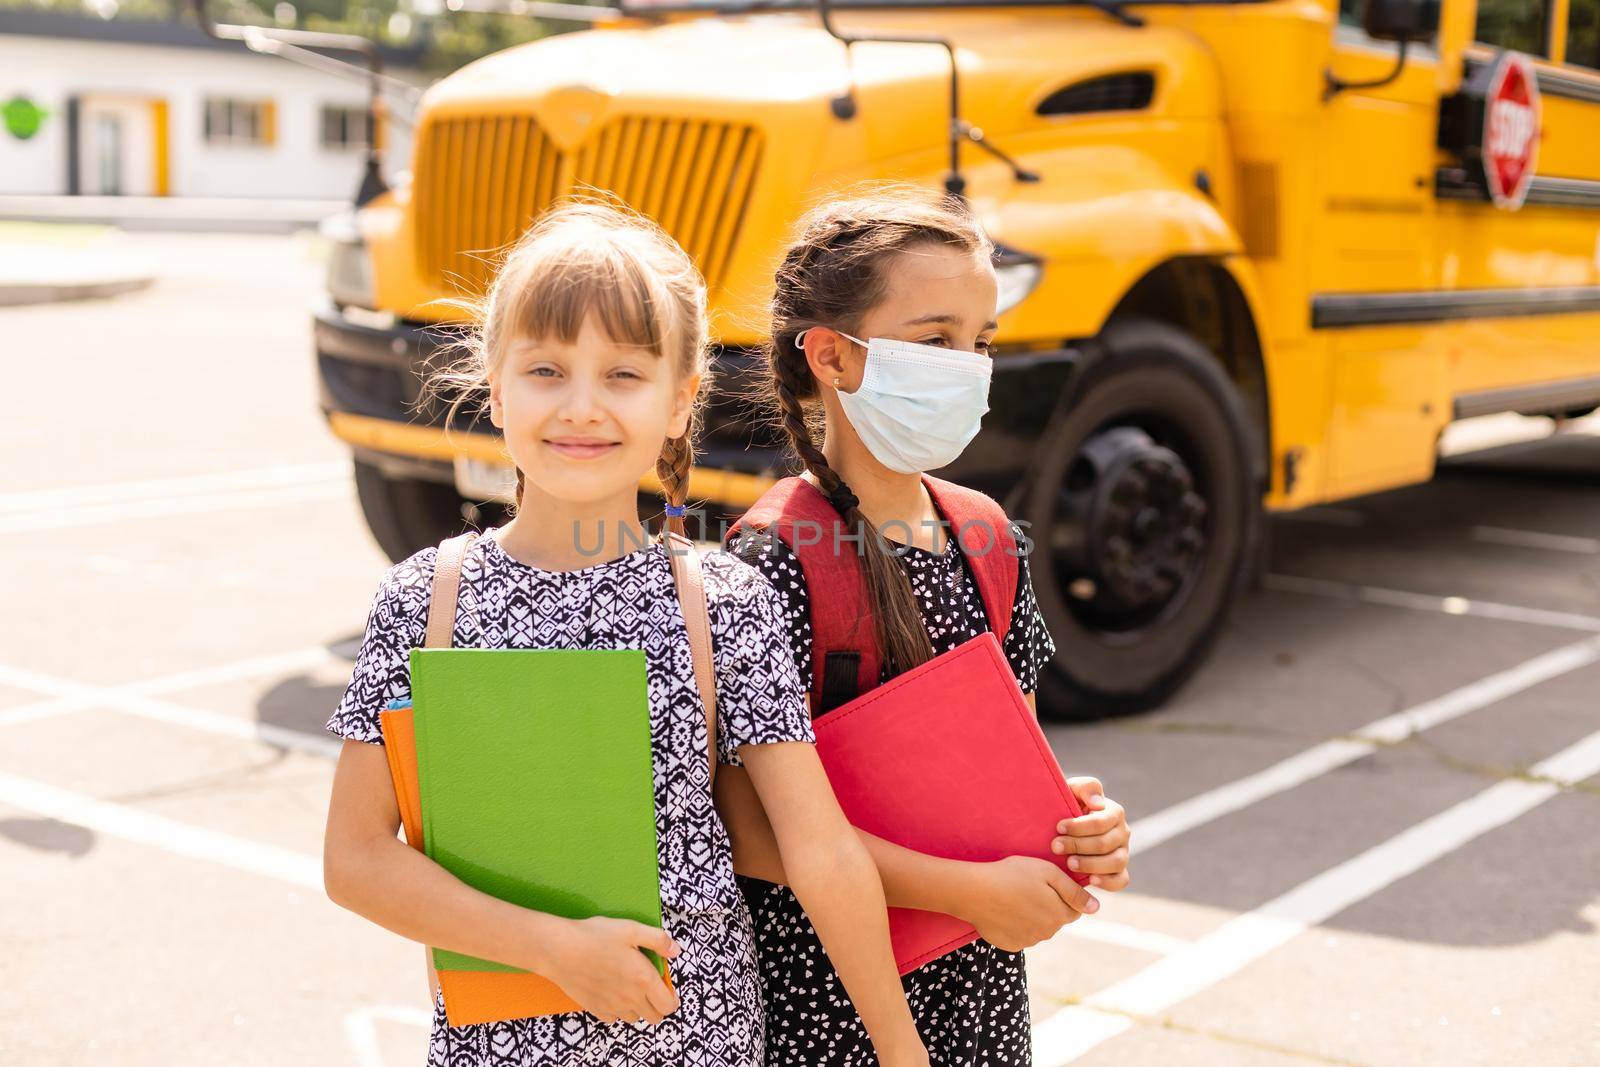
[379,703,676,1026]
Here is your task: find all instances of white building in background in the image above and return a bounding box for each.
[0,9,426,201]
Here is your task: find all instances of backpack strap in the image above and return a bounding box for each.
[726,477,878,714]
[424,532,479,649]
[419,530,477,1005]
[726,475,1022,712]
[661,530,718,789]
[921,474,1019,643]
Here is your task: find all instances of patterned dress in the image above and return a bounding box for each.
[326,531,816,1067]
[731,522,1057,1066]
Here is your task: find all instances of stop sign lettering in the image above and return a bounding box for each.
[1483,53,1541,210]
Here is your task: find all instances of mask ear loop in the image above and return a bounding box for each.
[794,328,867,350]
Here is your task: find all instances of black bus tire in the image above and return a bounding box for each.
[1024,317,1263,721]
[353,459,475,563]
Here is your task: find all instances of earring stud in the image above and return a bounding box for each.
[833,376,842,386]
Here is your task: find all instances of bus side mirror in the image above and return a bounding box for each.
[1364,0,1440,42]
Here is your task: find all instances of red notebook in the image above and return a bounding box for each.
[811,631,1089,975]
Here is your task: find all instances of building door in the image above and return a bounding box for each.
[78,96,155,196]
[94,113,123,195]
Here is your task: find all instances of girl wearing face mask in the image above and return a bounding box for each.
[715,189,1133,1064]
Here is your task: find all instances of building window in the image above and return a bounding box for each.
[204,97,275,146]
[1570,0,1599,69]
[321,105,370,149]
[1475,0,1550,56]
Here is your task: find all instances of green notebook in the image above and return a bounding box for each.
[409,647,664,975]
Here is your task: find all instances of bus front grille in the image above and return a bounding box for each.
[414,113,764,298]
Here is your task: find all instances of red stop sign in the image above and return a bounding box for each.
[1483,53,1541,210]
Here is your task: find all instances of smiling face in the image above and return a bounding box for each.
[487,312,699,508]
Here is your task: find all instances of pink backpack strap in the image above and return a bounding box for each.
[921,474,1019,642]
[726,477,879,711]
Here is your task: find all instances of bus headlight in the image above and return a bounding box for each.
[992,243,1043,315]
[321,210,376,310]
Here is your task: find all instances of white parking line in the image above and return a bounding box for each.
[5,637,1593,1063]
[0,654,346,758]
[0,481,352,534]
[1041,916,1191,957]
[0,461,348,513]
[1129,636,1600,852]
[114,645,345,697]
[0,645,341,724]
[1470,525,1600,554]
[1265,573,1600,633]
[0,769,322,887]
[1032,726,1600,1064]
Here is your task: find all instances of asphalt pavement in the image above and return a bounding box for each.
[2,229,1597,1067]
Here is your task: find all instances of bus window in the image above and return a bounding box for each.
[1475,0,1551,55]
[1337,0,1438,39]
[1569,0,1599,68]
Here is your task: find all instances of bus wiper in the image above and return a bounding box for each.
[1083,0,1144,28]
[960,122,1040,183]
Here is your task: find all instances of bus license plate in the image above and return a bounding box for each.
[453,456,517,503]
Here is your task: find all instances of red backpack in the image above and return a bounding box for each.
[725,474,1019,714]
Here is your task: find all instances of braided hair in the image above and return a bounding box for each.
[761,186,993,677]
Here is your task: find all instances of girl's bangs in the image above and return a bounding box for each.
[499,242,671,356]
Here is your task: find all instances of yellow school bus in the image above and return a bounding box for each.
[311,0,1600,718]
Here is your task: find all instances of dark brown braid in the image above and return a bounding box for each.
[655,432,696,538]
[760,186,993,677]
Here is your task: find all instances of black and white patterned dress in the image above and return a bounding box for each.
[326,531,816,1067]
[732,522,1057,1066]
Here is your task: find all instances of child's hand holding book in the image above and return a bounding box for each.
[527,915,683,1026]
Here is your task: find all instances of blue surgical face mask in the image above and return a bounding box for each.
[798,329,993,474]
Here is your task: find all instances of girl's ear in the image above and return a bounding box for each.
[487,373,504,429]
[667,371,702,439]
[803,328,855,391]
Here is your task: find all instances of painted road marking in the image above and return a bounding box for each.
[1129,636,1600,852]
[0,655,345,758]
[0,481,351,534]
[6,646,1595,1061]
[0,461,348,514]
[0,756,1177,969]
[0,770,321,887]
[1470,525,1600,554]
[1032,725,1600,1064]
[1276,513,1600,554]
[1265,574,1600,633]
[0,644,340,728]
[1041,916,1191,957]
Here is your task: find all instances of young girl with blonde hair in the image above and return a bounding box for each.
[720,188,1133,1064]
[322,201,930,1067]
